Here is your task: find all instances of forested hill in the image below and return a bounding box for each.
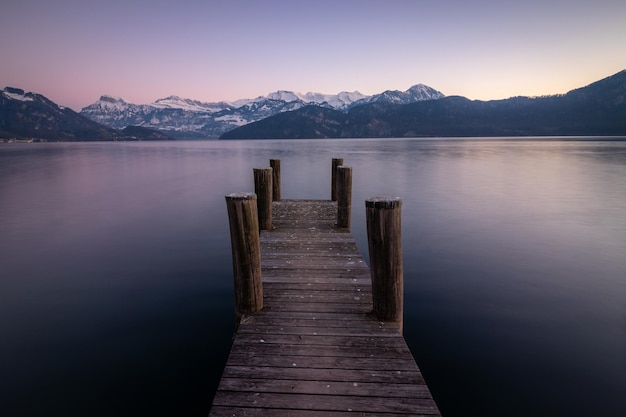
[220,70,626,139]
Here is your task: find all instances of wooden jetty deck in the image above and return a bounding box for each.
[210,197,442,416]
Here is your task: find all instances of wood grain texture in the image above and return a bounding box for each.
[366,197,404,330]
[225,193,263,321]
[336,166,352,229]
[254,167,273,231]
[269,159,281,201]
[331,158,343,201]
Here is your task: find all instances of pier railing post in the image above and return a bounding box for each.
[225,193,263,324]
[269,159,281,201]
[366,196,403,332]
[331,158,344,201]
[253,167,273,230]
[336,166,352,229]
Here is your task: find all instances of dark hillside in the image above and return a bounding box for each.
[220,70,626,139]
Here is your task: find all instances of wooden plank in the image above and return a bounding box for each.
[231,333,412,349]
[209,406,439,417]
[260,283,371,292]
[221,365,426,385]
[229,340,412,359]
[212,391,440,414]
[216,377,434,398]
[211,199,441,416]
[224,353,418,371]
[260,303,372,314]
[234,325,397,338]
[236,316,380,330]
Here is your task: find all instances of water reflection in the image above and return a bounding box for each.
[1,138,625,416]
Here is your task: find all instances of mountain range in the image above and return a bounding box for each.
[221,70,626,139]
[79,84,444,139]
[2,71,625,142]
[0,87,173,142]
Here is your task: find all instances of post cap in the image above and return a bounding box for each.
[225,192,257,201]
[365,196,402,209]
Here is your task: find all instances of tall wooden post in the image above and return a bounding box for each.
[331,158,344,201]
[366,196,403,332]
[269,159,281,201]
[225,193,263,325]
[253,167,273,231]
[336,166,352,229]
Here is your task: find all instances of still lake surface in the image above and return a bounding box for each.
[1,137,625,416]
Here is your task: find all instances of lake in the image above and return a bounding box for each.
[1,138,625,416]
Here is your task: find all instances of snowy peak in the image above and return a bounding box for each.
[405,84,446,100]
[88,95,133,111]
[247,90,368,109]
[264,90,303,102]
[352,84,445,107]
[2,87,35,102]
[80,96,155,129]
[301,90,367,109]
[336,91,368,102]
[153,95,185,107]
[99,95,127,103]
[152,95,233,113]
[153,95,200,109]
[2,87,65,110]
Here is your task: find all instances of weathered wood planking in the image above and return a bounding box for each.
[211,200,441,416]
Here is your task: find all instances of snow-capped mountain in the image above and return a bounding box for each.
[81,96,160,131]
[1,87,173,142]
[80,85,444,139]
[257,90,369,110]
[350,84,445,107]
[152,96,234,113]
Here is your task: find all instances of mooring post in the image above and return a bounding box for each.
[336,166,352,229]
[225,193,263,325]
[366,196,403,332]
[253,167,273,230]
[331,158,344,201]
[269,159,281,202]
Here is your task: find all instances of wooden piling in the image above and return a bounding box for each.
[269,159,281,201]
[366,196,403,332]
[331,158,344,201]
[253,167,273,231]
[224,193,263,324]
[336,166,352,229]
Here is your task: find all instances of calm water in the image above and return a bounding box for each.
[1,138,625,416]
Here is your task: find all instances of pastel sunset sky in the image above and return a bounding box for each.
[2,0,625,111]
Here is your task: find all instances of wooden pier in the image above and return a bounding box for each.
[210,160,441,416]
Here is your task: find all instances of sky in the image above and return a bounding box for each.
[2,0,625,111]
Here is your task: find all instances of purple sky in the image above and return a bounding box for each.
[2,0,625,111]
